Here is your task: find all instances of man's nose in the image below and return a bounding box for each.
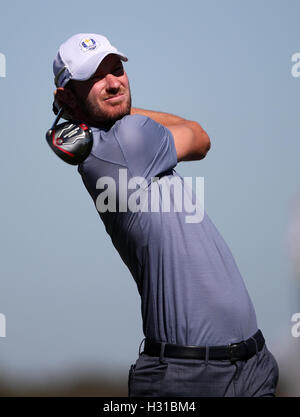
[105,73,121,91]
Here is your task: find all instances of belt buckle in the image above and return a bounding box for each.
[228,342,240,362]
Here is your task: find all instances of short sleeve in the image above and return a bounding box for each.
[112,115,177,179]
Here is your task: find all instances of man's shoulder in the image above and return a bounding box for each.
[114,114,155,133]
[111,114,164,146]
[78,114,176,179]
[77,117,148,172]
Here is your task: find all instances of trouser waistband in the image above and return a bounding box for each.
[143,329,265,361]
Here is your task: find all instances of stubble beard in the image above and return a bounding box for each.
[80,87,132,128]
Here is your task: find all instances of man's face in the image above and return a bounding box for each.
[69,54,131,127]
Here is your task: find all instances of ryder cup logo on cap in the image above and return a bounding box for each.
[80,37,97,52]
[53,33,128,88]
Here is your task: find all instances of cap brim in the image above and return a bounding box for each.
[72,51,128,82]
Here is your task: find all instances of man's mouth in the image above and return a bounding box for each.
[104,93,124,102]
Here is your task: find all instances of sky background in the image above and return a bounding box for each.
[0,0,300,387]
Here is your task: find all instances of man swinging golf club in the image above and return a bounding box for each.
[49,33,279,397]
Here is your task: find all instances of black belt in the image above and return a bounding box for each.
[143,329,265,361]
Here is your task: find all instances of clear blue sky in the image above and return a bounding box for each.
[0,0,300,380]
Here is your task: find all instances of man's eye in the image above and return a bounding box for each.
[91,66,124,80]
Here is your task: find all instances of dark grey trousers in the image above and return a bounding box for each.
[128,343,279,397]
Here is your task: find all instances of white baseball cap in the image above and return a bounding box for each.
[53,33,128,87]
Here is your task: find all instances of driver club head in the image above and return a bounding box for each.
[46,121,93,165]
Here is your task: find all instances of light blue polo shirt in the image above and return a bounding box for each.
[78,114,258,346]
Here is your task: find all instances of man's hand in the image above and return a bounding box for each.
[130,107,211,162]
[53,90,73,121]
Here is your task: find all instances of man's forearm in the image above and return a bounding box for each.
[131,107,211,162]
[130,107,186,127]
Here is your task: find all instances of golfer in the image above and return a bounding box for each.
[52,33,279,397]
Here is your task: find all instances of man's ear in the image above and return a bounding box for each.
[54,87,77,111]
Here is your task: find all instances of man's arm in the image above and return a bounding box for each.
[130,107,211,162]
